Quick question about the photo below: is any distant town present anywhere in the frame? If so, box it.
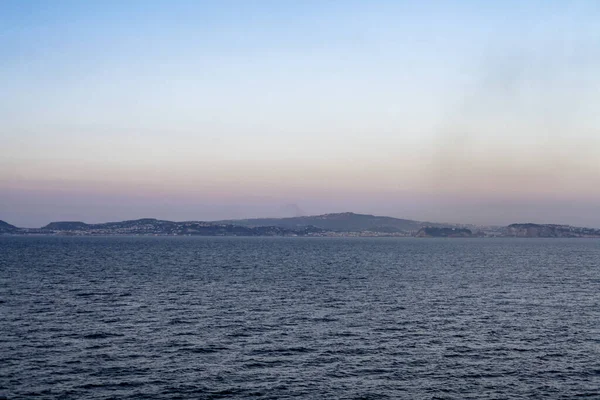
[2,212,600,238]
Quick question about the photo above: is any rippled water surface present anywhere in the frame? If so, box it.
[1,236,600,399]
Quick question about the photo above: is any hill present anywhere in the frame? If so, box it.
[43,221,90,231]
[215,212,430,233]
[0,220,19,234]
[40,218,324,236]
[505,223,600,238]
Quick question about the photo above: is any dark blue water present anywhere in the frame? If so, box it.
[1,237,599,399]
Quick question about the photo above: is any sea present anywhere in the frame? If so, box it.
[1,236,599,399]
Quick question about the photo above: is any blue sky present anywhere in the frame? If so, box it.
[1,1,600,227]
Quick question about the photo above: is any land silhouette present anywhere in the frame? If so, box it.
[2,213,600,238]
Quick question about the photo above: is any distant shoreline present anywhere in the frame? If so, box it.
[3,234,600,240]
[2,213,600,238]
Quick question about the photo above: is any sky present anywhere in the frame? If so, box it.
[1,0,600,227]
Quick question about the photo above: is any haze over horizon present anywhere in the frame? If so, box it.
[2,1,600,228]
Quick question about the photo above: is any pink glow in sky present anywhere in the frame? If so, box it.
[2,1,600,227]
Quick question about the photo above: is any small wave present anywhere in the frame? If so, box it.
[75,292,113,297]
[181,346,228,354]
[168,318,194,325]
[250,346,313,355]
[82,332,125,340]
[311,317,339,322]
[79,381,146,390]
[242,360,285,369]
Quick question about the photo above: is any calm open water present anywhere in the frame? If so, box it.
[1,236,599,399]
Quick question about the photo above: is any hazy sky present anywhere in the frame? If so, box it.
[2,1,600,227]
